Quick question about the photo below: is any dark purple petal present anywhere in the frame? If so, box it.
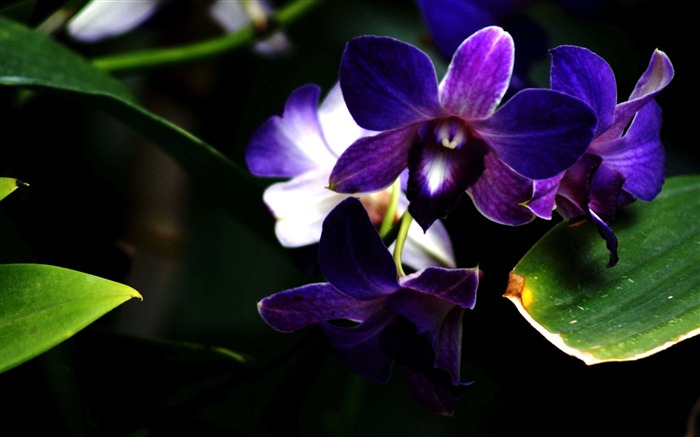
[339,36,444,131]
[555,153,602,220]
[402,365,472,416]
[473,88,596,179]
[599,49,674,142]
[321,307,399,383]
[528,175,563,219]
[329,126,417,194]
[467,152,540,225]
[246,84,333,177]
[550,45,616,136]
[407,135,487,231]
[416,0,495,60]
[433,306,466,382]
[594,102,665,201]
[319,198,401,300]
[439,26,514,118]
[258,283,377,332]
[399,266,478,309]
[589,209,620,268]
[588,162,626,224]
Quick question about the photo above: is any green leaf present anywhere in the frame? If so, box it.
[0,16,275,245]
[0,263,142,373]
[505,175,700,364]
[0,177,28,201]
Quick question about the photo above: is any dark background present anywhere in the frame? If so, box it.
[1,0,698,435]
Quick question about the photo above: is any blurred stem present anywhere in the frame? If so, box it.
[379,178,401,238]
[393,211,413,277]
[92,0,324,75]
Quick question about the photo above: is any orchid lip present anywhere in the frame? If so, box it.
[434,117,468,150]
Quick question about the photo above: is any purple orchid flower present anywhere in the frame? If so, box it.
[466,46,674,267]
[328,26,597,232]
[548,46,674,266]
[258,197,479,415]
[246,82,456,271]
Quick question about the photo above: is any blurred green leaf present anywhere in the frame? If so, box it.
[0,177,28,201]
[0,16,275,245]
[505,175,700,364]
[0,263,142,373]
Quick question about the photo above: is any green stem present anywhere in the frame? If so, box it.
[379,179,401,238]
[393,211,413,277]
[92,0,324,75]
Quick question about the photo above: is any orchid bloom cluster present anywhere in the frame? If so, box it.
[246,25,673,415]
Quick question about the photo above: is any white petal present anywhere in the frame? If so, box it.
[67,0,161,42]
[318,82,376,157]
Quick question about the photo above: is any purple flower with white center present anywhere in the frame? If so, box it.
[258,197,478,415]
[547,46,674,267]
[246,82,456,270]
[329,26,597,231]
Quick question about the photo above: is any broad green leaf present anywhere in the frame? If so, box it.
[0,263,142,373]
[0,16,275,245]
[505,175,700,364]
[0,177,28,201]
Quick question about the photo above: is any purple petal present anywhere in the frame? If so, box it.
[467,152,539,225]
[407,135,487,231]
[599,49,674,142]
[321,307,398,383]
[589,209,620,268]
[329,126,417,194]
[528,175,564,219]
[473,88,596,179]
[258,283,377,332]
[339,36,444,131]
[433,306,466,382]
[555,153,602,220]
[550,45,617,136]
[439,26,514,118]
[594,102,665,201]
[588,163,626,223]
[246,84,336,177]
[416,0,496,60]
[319,198,401,300]
[399,266,479,309]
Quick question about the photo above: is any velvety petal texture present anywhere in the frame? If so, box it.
[319,197,400,300]
[246,84,336,177]
[473,88,596,179]
[257,198,477,415]
[340,36,444,131]
[439,26,514,119]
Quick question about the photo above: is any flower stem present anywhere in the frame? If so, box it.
[379,178,401,238]
[92,0,324,75]
[393,211,413,277]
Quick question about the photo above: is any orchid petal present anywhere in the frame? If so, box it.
[407,137,486,231]
[319,198,400,300]
[402,210,456,269]
[550,45,616,136]
[329,126,417,194]
[527,175,563,219]
[597,102,665,201]
[589,209,620,268]
[600,49,674,142]
[321,308,398,383]
[555,153,602,220]
[399,267,478,309]
[257,283,377,332]
[67,0,160,42]
[440,26,514,118]
[474,88,596,179]
[318,82,376,157]
[263,169,348,247]
[589,163,626,223]
[467,152,540,225]
[339,36,443,131]
[402,363,471,416]
[246,84,335,177]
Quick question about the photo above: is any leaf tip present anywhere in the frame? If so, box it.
[504,272,532,308]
